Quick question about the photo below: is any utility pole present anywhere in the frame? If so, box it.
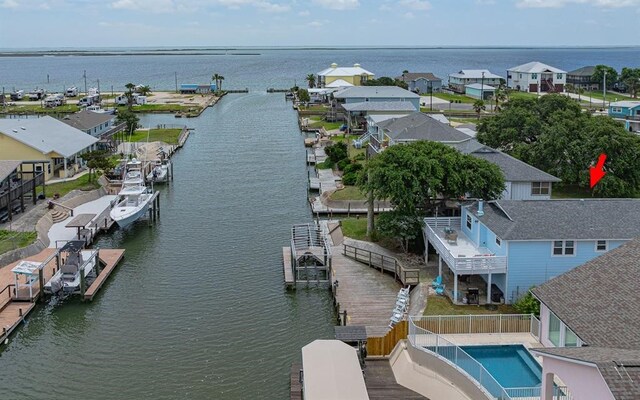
[175,72,178,93]
[97,78,100,94]
[481,71,485,102]
[83,70,87,95]
[603,71,607,109]
[429,80,433,111]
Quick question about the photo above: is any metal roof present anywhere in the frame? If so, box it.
[508,61,566,74]
[0,116,99,158]
[342,101,417,112]
[317,63,374,77]
[325,79,354,88]
[449,69,503,80]
[468,199,640,240]
[609,101,640,108]
[11,260,42,275]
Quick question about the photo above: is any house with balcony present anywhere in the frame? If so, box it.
[608,100,640,133]
[0,116,98,181]
[530,238,640,400]
[507,61,566,93]
[365,113,560,200]
[59,109,116,138]
[424,199,640,306]
[317,63,375,88]
[396,72,442,94]
[566,66,598,91]
[448,70,503,93]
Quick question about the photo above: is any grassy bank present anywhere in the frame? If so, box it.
[432,93,475,104]
[127,128,182,144]
[117,104,196,113]
[340,217,369,240]
[308,117,342,131]
[0,230,38,255]
[330,186,367,201]
[0,103,80,115]
[46,173,101,197]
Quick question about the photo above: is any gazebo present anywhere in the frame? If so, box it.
[11,260,42,300]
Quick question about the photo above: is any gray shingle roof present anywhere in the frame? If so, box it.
[468,199,640,240]
[59,110,114,131]
[378,112,470,142]
[341,101,417,112]
[532,238,640,349]
[334,86,420,99]
[0,160,21,182]
[568,66,596,77]
[468,146,561,182]
[0,116,98,158]
[532,347,640,400]
[397,72,442,82]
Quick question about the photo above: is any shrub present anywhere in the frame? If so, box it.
[325,142,348,163]
[513,289,540,316]
[337,159,350,171]
[343,163,363,175]
[342,172,357,185]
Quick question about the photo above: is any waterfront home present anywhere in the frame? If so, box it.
[0,159,45,222]
[464,83,495,100]
[424,199,640,305]
[179,83,217,94]
[396,72,442,94]
[0,116,98,181]
[342,101,417,133]
[566,66,598,90]
[365,113,560,200]
[317,63,375,88]
[448,70,502,93]
[59,109,116,138]
[608,100,640,133]
[530,238,640,400]
[507,61,566,93]
[334,86,421,109]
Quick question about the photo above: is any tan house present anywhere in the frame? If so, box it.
[0,116,99,181]
[317,63,375,88]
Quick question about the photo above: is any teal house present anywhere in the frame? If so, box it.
[465,83,495,100]
[608,100,640,133]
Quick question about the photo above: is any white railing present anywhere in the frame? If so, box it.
[506,386,572,400]
[414,314,536,335]
[530,315,540,340]
[408,316,512,399]
[424,217,507,274]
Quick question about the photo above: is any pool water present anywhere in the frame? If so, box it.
[460,345,542,388]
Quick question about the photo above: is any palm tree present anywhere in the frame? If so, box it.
[137,85,152,96]
[473,99,486,120]
[306,74,316,88]
[494,84,507,112]
[217,75,224,92]
[212,73,220,91]
[124,82,136,108]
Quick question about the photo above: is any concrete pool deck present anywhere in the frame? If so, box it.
[440,332,543,350]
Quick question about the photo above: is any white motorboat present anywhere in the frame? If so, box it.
[146,159,171,183]
[44,241,99,295]
[110,177,154,228]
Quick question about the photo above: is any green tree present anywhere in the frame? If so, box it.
[306,74,316,88]
[83,150,114,182]
[324,142,348,164]
[217,75,225,91]
[493,83,507,112]
[620,67,640,98]
[358,141,505,237]
[137,85,152,96]
[564,83,575,95]
[297,88,310,104]
[212,73,220,91]
[116,108,140,138]
[591,65,619,90]
[124,82,136,108]
[513,289,540,316]
[376,210,423,253]
[473,99,486,120]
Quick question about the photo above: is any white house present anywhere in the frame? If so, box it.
[507,61,566,93]
[448,70,503,93]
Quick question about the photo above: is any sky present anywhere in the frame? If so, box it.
[1,0,640,48]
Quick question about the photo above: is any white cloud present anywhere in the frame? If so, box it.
[400,0,431,10]
[109,0,289,13]
[1,0,19,7]
[312,0,359,10]
[298,9,310,16]
[309,19,329,27]
[255,1,289,12]
[1,0,55,9]
[516,0,640,8]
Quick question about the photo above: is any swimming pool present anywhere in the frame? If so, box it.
[460,344,542,389]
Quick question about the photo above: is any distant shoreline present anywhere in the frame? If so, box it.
[0,52,262,58]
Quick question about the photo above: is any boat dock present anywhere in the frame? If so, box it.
[0,247,125,343]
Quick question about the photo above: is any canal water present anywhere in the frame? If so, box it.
[0,93,336,399]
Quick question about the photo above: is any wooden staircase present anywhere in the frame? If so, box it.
[50,209,69,223]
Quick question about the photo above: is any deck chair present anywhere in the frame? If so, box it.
[435,284,445,296]
[431,275,443,289]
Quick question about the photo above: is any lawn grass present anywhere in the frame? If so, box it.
[46,173,101,197]
[432,92,475,104]
[309,119,342,131]
[0,230,37,255]
[0,103,80,114]
[340,217,369,240]
[116,104,194,113]
[330,185,367,201]
[507,91,540,101]
[126,128,182,144]
[449,117,480,124]
[582,90,636,102]
[424,295,518,316]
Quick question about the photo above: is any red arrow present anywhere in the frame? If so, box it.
[590,153,607,188]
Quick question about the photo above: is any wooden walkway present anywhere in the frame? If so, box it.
[84,249,126,301]
[282,247,295,288]
[331,245,401,337]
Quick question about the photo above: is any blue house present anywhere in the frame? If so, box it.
[180,83,217,94]
[608,100,640,133]
[423,199,640,305]
[333,86,421,110]
[396,72,442,94]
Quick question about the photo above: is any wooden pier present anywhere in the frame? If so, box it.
[84,249,126,301]
[282,247,295,288]
[331,244,402,337]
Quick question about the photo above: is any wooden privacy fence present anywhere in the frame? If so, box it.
[343,244,419,286]
[367,320,408,356]
[412,314,536,335]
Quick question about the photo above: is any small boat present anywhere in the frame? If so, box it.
[146,159,171,183]
[44,241,98,295]
[110,178,154,228]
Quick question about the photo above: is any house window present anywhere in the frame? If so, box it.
[595,240,607,252]
[553,240,575,256]
[531,182,550,196]
[519,74,522,79]
[531,73,537,79]
[548,313,561,346]
[495,237,501,247]
[466,215,472,230]
[565,328,578,347]
[611,107,622,113]
[557,73,563,79]
[35,165,43,172]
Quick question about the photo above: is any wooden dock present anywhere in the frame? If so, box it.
[282,246,295,288]
[290,363,303,400]
[84,249,126,301]
[331,245,402,337]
